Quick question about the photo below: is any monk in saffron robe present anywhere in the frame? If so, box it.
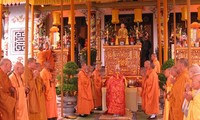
[163,67,178,120]
[77,61,94,116]
[140,67,147,111]
[36,46,46,68]
[151,53,161,73]
[184,65,200,120]
[142,61,160,119]
[44,42,55,69]
[106,64,125,116]
[34,63,47,120]
[40,62,57,120]
[169,58,190,120]
[0,58,16,120]
[22,58,40,120]
[9,62,29,120]
[91,64,102,108]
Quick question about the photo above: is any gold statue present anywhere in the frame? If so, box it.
[116,23,129,45]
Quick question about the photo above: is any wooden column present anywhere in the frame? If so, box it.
[96,12,101,64]
[173,0,176,63]
[0,0,2,58]
[60,0,64,117]
[187,0,191,66]
[25,0,29,85]
[87,1,91,66]
[157,0,162,64]
[163,0,168,62]
[31,5,34,57]
[70,0,75,61]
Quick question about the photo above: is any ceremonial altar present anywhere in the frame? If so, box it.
[104,45,141,77]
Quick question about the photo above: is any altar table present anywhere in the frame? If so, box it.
[103,45,141,77]
[102,87,138,112]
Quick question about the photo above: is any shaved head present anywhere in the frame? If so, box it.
[0,58,11,66]
[0,58,12,74]
[14,62,24,75]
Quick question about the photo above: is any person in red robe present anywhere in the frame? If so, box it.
[9,62,29,120]
[91,64,102,109]
[40,62,57,120]
[106,64,126,116]
[77,61,94,116]
[142,60,160,119]
[0,58,16,120]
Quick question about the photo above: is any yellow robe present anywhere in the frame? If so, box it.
[163,75,173,120]
[9,72,29,120]
[35,76,47,120]
[22,68,40,120]
[153,59,161,73]
[169,69,190,120]
[77,70,94,115]
[37,50,46,68]
[91,69,102,107]
[186,89,200,120]
[0,68,16,120]
[40,68,57,118]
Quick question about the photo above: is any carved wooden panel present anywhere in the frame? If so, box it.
[104,45,141,77]
[176,47,200,65]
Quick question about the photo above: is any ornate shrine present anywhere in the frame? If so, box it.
[104,45,141,77]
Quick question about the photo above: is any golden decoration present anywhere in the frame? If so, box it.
[111,9,119,24]
[134,9,143,23]
[68,12,76,25]
[181,6,187,21]
[52,11,61,26]
[50,26,59,32]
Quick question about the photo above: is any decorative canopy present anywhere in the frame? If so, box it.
[1,0,118,5]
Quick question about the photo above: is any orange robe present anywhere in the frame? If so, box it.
[91,69,102,107]
[77,70,94,115]
[143,69,160,115]
[37,50,46,68]
[106,74,125,115]
[0,68,16,120]
[153,59,161,73]
[141,74,146,111]
[22,68,40,120]
[44,50,55,69]
[35,76,47,120]
[9,72,29,120]
[40,68,57,118]
[169,69,190,120]
[163,75,173,120]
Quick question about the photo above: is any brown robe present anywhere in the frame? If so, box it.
[0,68,16,120]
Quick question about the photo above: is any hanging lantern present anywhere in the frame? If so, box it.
[181,6,187,21]
[111,9,119,24]
[68,12,76,25]
[134,9,143,23]
[198,7,200,21]
[52,12,61,26]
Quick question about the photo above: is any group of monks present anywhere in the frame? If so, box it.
[0,42,57,120]
[162,58,200,120]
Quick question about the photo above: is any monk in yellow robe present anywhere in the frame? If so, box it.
[40,62,57,120]
[77,61,94,116]
[9,62,29,120]
[0,58,16,120]
[91,64,102,109]
[33,63,47,120]
[142,61,160,119]
[151,53,161,73]
[118,23,128,39]
[22,58,40,120]
[44,42,55,69]
[163,67,178,120]
[169,58,190,120]
[184,65,200,120]
[37,46,46,68]
[106,64,126,116]
[140,67,146,111]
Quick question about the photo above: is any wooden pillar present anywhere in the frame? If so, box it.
[60,0,64,117]
[25,0,29,85]
[96,12,101,63]
[70,0,75,61]
[87,1,91,66]
[163,0,168,62]
[0,0,2,58]
[31,5,34,57]
[173,0,176,63]
[157,0,162,64]
[187,0,191,66]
